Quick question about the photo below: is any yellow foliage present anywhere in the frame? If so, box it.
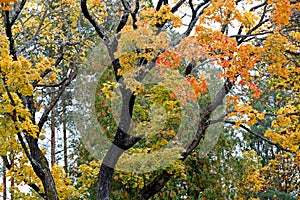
[140,4,182,28]
[51,164,80,199]
[260,152,300,194]
[237,151,265,194]
[0,33,39,140]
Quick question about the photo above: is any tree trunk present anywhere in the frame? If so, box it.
[63,116,68,174]
[97,164,115,200]
[25,136,59,200]
[51,114,56,167]
[62,97,68,174]
[10,158,14,200]
[51,94,56,167]
[97,88,137,200]
[2,159,6,200]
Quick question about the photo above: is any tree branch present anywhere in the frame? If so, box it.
[139,79,234,199]
[238,1,269,44]
[230,30,273,38]
[37,50,80,131]
[116,0,130,33]
[3,10,17,60]
[131,0,140,29]
[16,133,46,199]
[35,77,68,88]
[10,0,27,25]
[183,0,211,37]
[224,120,292,153]
[80,0,109,43]
[156,0,168,11]
[171,0,186,13]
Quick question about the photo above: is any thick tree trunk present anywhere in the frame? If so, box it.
[97,164,114,200]
[26,136,59,200]
[97,88,138,200]
[40,172,59,200]
[97,148,120,200]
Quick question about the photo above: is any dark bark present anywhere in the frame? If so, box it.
[97,165,114,200]
[63,102,68,173]
[10,155,14,200]
[2,5,59,199]
[97,145,124,200]
[51,102,56,167]
[80,1,227,199]
[25,136,59,200]
[138,170,173,200]
[138,80,234,199]
[97,85,139,199]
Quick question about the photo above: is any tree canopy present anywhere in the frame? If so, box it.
[0,0,299,199]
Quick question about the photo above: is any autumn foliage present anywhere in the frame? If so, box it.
[0,0,299,199]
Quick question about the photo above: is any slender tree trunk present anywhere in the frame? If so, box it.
[63,120,68,173]
[3,4,59,199]
[2,159,6,200]
[51,114,56,167]
[10,177,14,200]
[62,97,68,173]
[10,158,14,200]
[51,94,56,167]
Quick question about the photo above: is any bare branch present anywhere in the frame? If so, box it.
[156,0,168,11]
[230,30,273,38]
[37,50,81,131]
[224,120,292,152]
[35,77,68,88]
[238,2,270,44]
[18,7,48,53]
[250,0,267,12]
[3,10,17,60]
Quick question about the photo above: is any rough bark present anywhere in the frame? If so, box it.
[97,85,138,199]
[3,5,60,199]
[25,136,59,200]
[80,1,217,199]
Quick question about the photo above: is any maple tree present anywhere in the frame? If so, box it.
[0,0,299,199]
